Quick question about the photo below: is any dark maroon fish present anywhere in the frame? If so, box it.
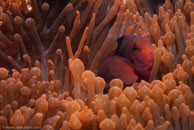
[98,35,154,85]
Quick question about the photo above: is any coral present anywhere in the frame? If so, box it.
[0,0,194,130]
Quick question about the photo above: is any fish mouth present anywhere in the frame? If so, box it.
[128,55,151,67]
[127,55,153,75]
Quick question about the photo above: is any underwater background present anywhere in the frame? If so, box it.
[0,0,194,130]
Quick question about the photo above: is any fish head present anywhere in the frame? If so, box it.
[116,35,154,80]
[129,36,154,67]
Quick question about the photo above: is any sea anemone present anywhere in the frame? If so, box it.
[0,0,194,130]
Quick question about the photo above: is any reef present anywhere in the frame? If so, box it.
[0,0,194,130]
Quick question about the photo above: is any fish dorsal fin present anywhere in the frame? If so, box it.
[116,36,125,53]
[116,35,132,57]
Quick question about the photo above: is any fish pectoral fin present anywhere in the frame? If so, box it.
[108,56,138,84]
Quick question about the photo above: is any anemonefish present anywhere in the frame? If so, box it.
[98,35,154,85]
